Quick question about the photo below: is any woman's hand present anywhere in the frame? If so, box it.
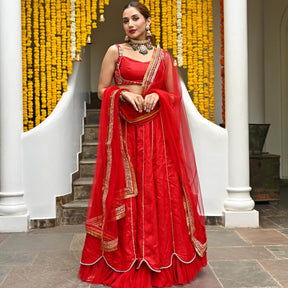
[143,93,159,113]
[121,91,144,112]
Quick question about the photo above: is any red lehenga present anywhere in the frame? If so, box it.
[78,46,207,288]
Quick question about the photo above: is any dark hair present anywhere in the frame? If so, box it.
[123,1,151,19]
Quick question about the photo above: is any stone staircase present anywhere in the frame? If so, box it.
[53,93,223,227]
[59,93,100,225]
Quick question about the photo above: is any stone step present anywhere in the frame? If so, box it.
[73,177,93,200]
[80,159,96,177]
[85,109,101,125]
[82,141,98,159]
[62,200,88,225]
[84,124,99,141]
[87,92,101,109]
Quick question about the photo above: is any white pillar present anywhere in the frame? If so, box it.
[0,0,29,231]
[223,0,259,227]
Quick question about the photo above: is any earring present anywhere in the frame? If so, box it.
[146,25,152,38]
[125,35,129,42]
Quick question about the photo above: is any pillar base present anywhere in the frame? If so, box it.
[223,209,259,228]
[0,213,29,232]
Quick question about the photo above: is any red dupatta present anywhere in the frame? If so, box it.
[85,47,207,257]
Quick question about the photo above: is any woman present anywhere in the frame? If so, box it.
[79,2,207,287]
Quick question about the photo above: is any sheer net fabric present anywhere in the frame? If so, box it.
[79,47,207,288]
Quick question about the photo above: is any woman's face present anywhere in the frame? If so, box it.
[122,7,151,40]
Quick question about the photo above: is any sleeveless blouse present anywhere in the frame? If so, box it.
[79,47,207,288]
[114,44,150,86]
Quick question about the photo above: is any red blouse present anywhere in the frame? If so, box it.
[114,44,150,86]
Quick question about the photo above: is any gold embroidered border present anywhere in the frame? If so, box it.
[86,227,102,239]
[142,48,163,95]
[119,115,138,199]
[141,47,157,94]
[102,237,119,252]
[160,114,176,251]
[192,237,207,257]
[100,89,118,250]
[182,183,207,258]
[119,107,160,124]
[114,204,126,221]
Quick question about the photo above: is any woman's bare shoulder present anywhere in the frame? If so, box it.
[107,44,118,54]
[105,44,119,61]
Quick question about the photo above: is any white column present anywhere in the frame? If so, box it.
[0,0,29,231]
[223,0,259,227]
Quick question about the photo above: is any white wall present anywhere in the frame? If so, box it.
[22,47,91,219]
[182,81,228,216]
[263,0,288,178]
[248,0,265,123]
[212,0,223,125]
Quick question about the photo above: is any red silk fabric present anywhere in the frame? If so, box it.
[114,44,150,86]
[79,48,207,287]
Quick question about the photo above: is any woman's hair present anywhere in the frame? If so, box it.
[123,1,151,19]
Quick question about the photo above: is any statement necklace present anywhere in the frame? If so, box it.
[129,39,153,55]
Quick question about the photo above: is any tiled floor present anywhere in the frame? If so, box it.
[0,187,288,288]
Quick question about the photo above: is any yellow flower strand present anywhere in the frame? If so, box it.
[181,0,187,68]
[56,0,62,102]
[208,0,215,122]
[167,0,172,49]
[172,1,177,58]
[197,0,204,116]
[149,0,155,42]
[75,0,81,53]
[26,0,34,129]
[40,0,47,122]
[203,0,209,118]
[33,0,41,126]
[22,0,215,129]
[187,0,194,91]
[142,0,149,11]
[161,0,168,50]
[21,0,28,131]
[91,0,98,29]
[61,0,68,93]
[81,0,87,46]
[99,0,104,15]
[66,0,73,75]
[86,0,92,36]
[46,0,53,116]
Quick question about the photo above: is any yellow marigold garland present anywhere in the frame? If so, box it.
[40,0,47,122]
[172,0,177,58]
[139,0,215,122]
[21,0,28,130]
[181,0,187,68]
[91,0,98,29]
[22,0,215,130]
[167,0,172,49]
[161,0,168,50]
[22,0,110,130]
[46,0,53,116]
[208,0,215,121]
[80,0,87,46]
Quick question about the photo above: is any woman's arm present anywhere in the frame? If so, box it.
[97,45,118,100]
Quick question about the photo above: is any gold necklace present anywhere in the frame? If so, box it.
[129,39,153,55]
